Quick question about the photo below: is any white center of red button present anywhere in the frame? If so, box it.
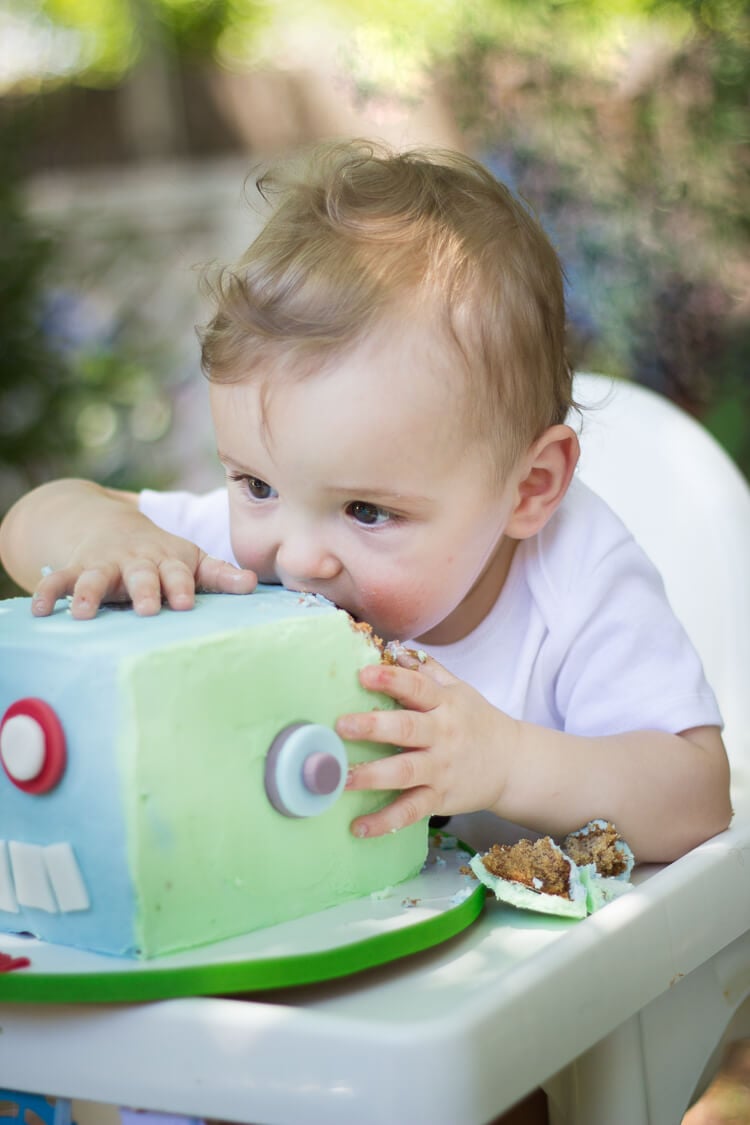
[0,714,46,782]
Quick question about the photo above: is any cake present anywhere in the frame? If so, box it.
[0,588,428,958]
[468,819,634,918]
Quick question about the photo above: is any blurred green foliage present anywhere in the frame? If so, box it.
[0,121,80,499]
[6,0,266,84]
[338,0,750,474]
[0,0,747,601]
[0,116,179,596]
[64,0,740,469]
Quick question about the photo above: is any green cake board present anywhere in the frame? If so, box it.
[0,834,484,1002]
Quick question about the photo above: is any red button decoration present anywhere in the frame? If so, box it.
[0,951,31,972]
[0,698,67,794]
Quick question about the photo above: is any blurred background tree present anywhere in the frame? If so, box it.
[0,0,747,599]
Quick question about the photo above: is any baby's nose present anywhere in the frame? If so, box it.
[275,531,341,584]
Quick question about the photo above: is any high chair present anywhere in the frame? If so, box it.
[1,373,749,1125]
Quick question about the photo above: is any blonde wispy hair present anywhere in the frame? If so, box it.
[199,139,573,472]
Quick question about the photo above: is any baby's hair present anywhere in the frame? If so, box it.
[199,139,573,472]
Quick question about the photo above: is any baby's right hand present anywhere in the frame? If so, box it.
[30,511,257,619]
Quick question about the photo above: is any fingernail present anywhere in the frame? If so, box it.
[354,822,369,838]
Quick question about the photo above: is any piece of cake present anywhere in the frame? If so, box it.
[561,817,634,913]
[0,588,428,958]
[468,837,588,919]
[468,820,633,919]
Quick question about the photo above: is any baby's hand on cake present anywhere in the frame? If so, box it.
[32,519,257,619]
[337,656,517,837]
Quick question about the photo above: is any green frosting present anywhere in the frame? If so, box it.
[119,609,428,957]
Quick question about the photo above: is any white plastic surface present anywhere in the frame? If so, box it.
[572,374,750,811]
[2,374,750,1124]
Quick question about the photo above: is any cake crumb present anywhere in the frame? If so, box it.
[561,820,630,877]
[349,617,386,652]
[479,838,574,899]
[384,640,428,668]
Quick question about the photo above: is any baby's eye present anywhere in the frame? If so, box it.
[346,501,391,526]
[231,474,277,501]
[246,476,276,500]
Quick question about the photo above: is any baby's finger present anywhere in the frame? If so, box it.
[336,705,432,749]
[350,786,434,839]
[408,652,457,688]
[196,555,258,595]
[121,561,165,617]
[157,558,197,612]
[69,564,123,619]
[370,650,457,692]
[346,748,428,794]
[357,663,441,712]
[31,569,78,616]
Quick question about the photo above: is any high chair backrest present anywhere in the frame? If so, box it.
[571,372,750,812]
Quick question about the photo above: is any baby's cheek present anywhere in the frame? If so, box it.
[360,581,435,640]
[230,531,274,580]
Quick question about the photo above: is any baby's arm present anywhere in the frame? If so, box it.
[0,479,256,618]
[339,656,732,864]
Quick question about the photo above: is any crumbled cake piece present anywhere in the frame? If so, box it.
[467,819,635,919]
[480,838,575,900]
[348,617,386,654]
[383,641,428,666]
[561,819,633,879]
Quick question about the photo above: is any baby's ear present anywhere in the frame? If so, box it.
[506,424,579,539]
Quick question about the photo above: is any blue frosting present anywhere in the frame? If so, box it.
[0,588,339,956]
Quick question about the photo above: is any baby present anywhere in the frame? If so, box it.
[0,137,731,1125]
[0,139,730,860]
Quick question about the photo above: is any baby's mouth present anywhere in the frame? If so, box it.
[283,583,349,616]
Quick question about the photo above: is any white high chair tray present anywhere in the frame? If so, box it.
[0,835,484,1003]
[3,822,750,1125]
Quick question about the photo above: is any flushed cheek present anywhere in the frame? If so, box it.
[354,580,445,642]
[229,527,276,580]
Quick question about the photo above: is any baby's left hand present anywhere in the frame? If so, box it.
[336,654,516,838]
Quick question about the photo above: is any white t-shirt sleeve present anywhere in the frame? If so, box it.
[537,483,723,737]
[138,488,238,567]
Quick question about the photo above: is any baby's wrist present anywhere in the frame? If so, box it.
[478,704,519,814]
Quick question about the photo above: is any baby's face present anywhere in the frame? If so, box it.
[211,327,521,644]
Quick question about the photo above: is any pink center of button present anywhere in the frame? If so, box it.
[302,751,343,795]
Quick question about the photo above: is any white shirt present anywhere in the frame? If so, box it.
[140,478,722,737]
